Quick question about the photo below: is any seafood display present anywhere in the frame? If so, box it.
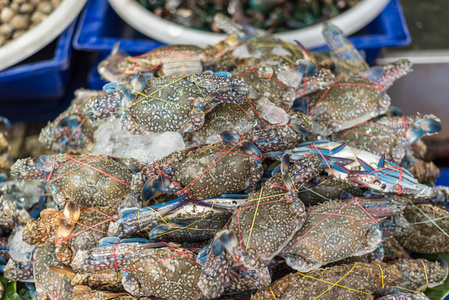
[2,20,449,300]
[136,0,360,32]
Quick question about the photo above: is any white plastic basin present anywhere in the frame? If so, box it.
[108,0,390,48]
[0,0,87,71]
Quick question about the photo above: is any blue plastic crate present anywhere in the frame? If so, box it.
[0,20,77,105]
[75,0,410,90]
[435,168,449,186]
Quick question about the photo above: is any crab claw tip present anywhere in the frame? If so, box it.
[220,131,241,146]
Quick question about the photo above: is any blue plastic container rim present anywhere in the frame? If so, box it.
[74,0,410,53]
[0,19,76,82]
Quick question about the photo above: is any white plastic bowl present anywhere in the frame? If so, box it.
[0,0,87,71]
[108,0,390,48]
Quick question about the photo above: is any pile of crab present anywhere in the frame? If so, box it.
[1,15,449,300]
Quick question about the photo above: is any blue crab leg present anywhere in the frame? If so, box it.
[355,157,418,186]
[149,221,189,240]
[213,230,238,256]
[406,118,442,144]
[33,155,58,172]
[71,239,166,273]
[358,67,384,83]
[288,123,310,136]
[130,73,147,94]
[213,71,232,78]
[103,82,124,94]
[281,154,295,190]
[58,115,82,137]
[110,196,247,238]
[322,22,368,73]
[294,60,319,77]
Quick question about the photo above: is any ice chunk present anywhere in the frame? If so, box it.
[257,97,289,125]
[232,45,254,58]
[8,226,35,262]
[271,45,292,56]
[90,118,185,163]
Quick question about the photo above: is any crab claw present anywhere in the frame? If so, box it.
[56,215,76,241]
[103,82,124,94]
[239,141,262,159]
[33,155,58,172]
[294,40,312,61]
[149,221,188,240]
[121,87,137,111]
[221,131,241,145]
[281,154,295,189]
[63,200,80,223]
[294,60,319,77]
[213,230,238,256]
[130,72,147,94]
[288,123,310,136]
[142,175,179,201]
[405,118,442,144]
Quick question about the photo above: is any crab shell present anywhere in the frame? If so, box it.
[98,44,219,83]
[280,200,382,272]
[133,140,264,201]
[198,155,322,299]
[252,262,402,300]
[11,154,141,207]
[375,258,449,297]
[120,74,249,135]
[39,90,100,153]
[121,246,203,299]
[398,204,449,253]
[308,76,390,136]
[231,64,334,109]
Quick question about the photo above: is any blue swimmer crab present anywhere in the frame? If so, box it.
[108,195,246,242]
[132,135,263,201]
[288,141,445,199]
[84,72,249,135]
[11,154,142,207]
[295,24,411,136]
[70,239,204,299]
[375,258,448,297]
[231,59,335,109]
[252,262,402,300]
[69,239,254,299]
[184,97,312,147]
[333,113,441,166]
[297,68,391,136]
[198,155,322,298]
[98,44,222,83]
[377,293,430,300]
[397,204,449,254]
[39,89,101,153]
[23,201,117,265]
[279,197,405,272]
